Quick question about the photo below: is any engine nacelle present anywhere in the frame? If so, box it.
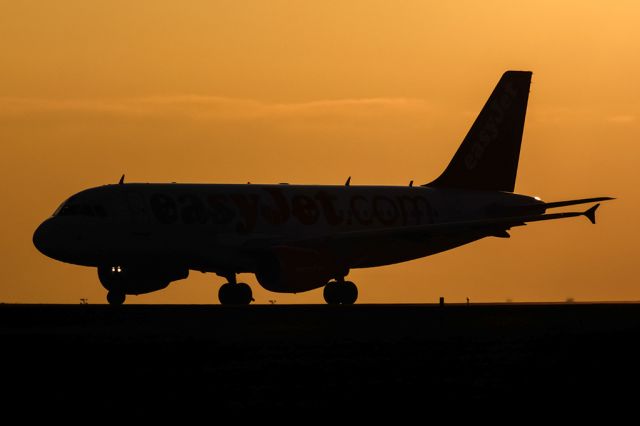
[255,246,337,293]
[98,264,189,295]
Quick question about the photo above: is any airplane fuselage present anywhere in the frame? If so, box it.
[34,183,541,281]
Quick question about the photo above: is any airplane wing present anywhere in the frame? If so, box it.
[304,203,606,245]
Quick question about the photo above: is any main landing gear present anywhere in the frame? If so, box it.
[323,280,358,305]
[218,274,254,305]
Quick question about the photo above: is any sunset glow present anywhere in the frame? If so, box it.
[1,1,637,304]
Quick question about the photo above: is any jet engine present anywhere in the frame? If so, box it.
[255,246,336,293]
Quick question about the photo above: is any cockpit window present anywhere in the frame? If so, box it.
[53,200,108,218]
[52,200,68,217]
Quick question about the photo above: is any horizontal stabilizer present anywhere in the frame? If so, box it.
[584,204,600,225]
[540,197,614,210]
[501,196,614,216]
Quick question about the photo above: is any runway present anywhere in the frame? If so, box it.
[2,303,639,414]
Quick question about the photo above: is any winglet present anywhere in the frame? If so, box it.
[345,176,351,186]
[118,174,125,185]
[584,204,600,224]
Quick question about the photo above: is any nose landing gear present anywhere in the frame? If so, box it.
[107,290,126,306]
[101,265,126,305]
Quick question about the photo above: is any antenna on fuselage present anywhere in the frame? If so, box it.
[345,176,351,186]
[118,174,125,184]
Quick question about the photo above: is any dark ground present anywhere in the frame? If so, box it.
[2,303,640,415]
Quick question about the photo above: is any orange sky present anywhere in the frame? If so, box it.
[1,1,638,304]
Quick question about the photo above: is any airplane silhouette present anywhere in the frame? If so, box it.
[33,71,612,305]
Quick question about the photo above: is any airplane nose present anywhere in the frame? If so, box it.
[33,217,93,264]
[33,219,55,257]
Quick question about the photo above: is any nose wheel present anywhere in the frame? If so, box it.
[107,290,126,305]
[323,281,358,305]
[218,282,253,305]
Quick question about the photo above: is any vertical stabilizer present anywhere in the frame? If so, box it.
[427,71,532,192]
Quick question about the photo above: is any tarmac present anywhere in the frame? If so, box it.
[2,303,639,415]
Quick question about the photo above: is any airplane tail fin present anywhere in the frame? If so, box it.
[426,70,532,192]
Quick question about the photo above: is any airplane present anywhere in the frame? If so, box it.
[33,70,613,305]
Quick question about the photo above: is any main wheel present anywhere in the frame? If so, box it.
[218,283,253,305]
[340,281,358,305]
[236,282,253,305]
[323,281,358,304]
[323,281,341,305]
[107,290,126,305]
[218,283,234,305]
